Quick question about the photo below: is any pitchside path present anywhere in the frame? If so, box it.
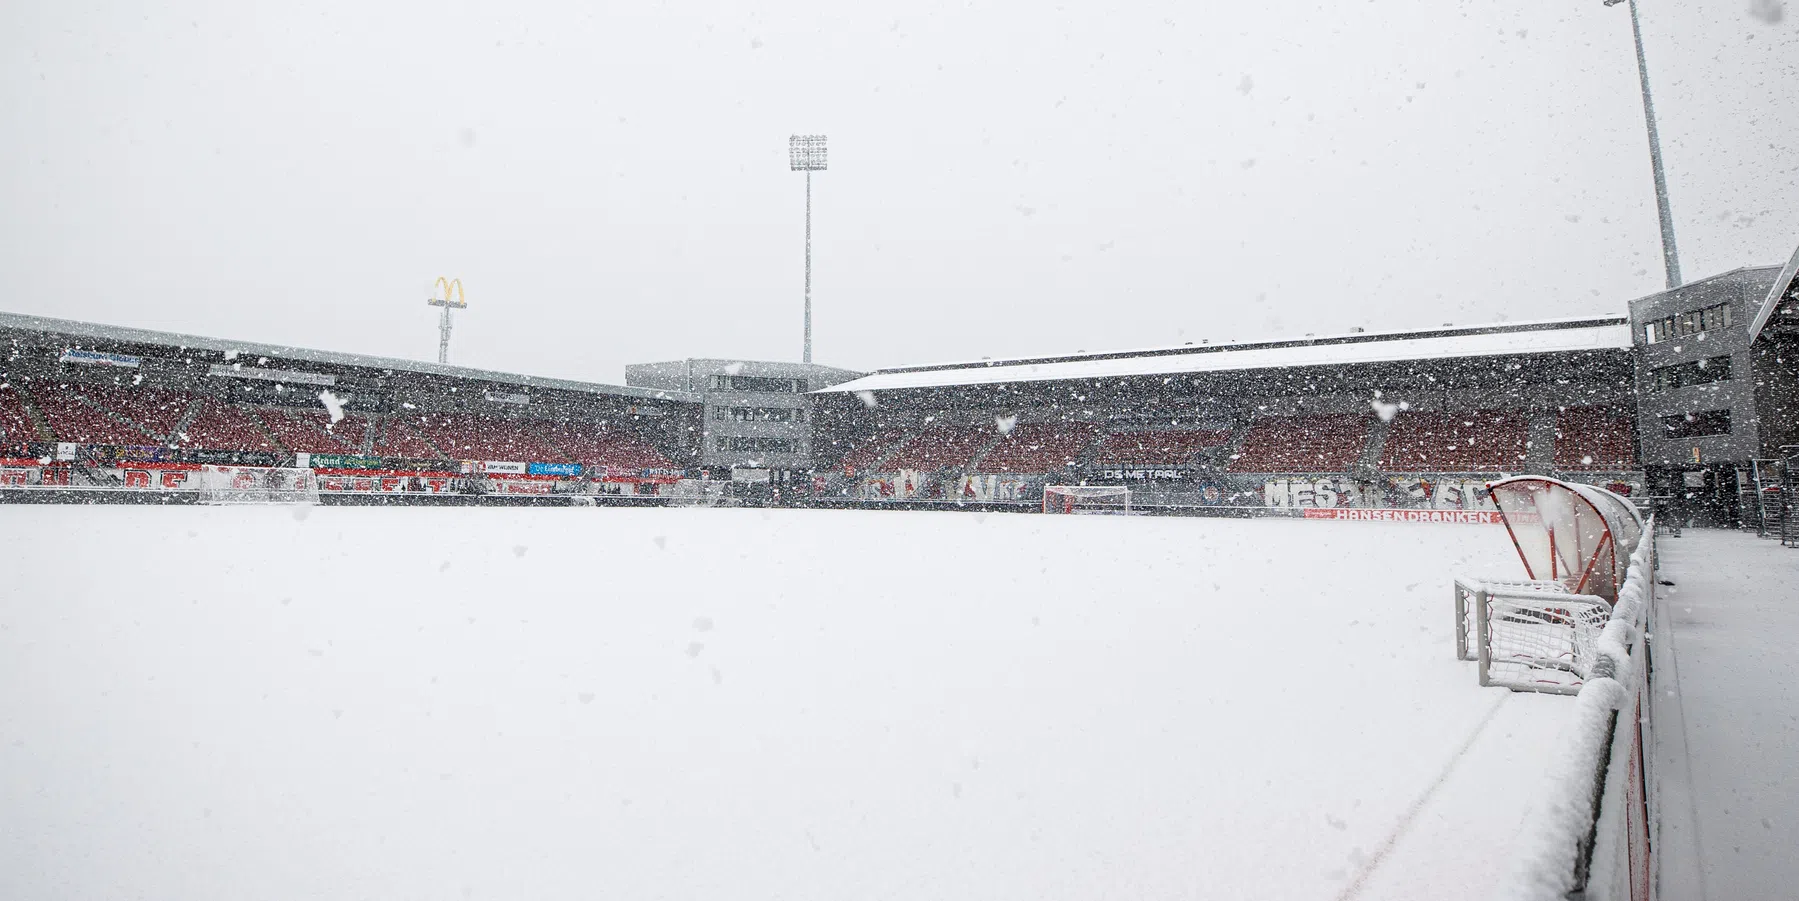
[1652,529,1799,900]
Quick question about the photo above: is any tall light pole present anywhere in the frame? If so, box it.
[427,276,467,364]
[790,134,827,363]
[1606,0,1682,289]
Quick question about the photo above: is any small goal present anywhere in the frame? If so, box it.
[1474,587,1612,694]
[198,465,321,505]
[1042,485,1131,514]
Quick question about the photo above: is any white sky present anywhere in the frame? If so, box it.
[2,1,1795,384]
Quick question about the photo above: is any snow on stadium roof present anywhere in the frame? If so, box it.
[1747,241,1799,342]
[819,316,1632,394]
[0,310,699,404]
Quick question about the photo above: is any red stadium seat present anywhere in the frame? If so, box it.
[1094,429,1230,466]
[883,423,995,471]
[1379,410,1530,472]
[975,423,1098,473]
[178,400,280,452]
[1230,415,1372,472]
[257,407,366,454]
[1554,407,1639,470]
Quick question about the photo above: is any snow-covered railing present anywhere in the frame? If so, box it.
[1500,522,1656,901]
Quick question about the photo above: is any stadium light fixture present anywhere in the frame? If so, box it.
[427,276,467,364]
[790,134,827,363]
[1604,0,1682,289]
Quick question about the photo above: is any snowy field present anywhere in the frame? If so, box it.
[0,505,1576,900]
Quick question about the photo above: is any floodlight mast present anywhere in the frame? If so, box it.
[427,277,467,364]
[1604,0,1681,289]
[789,135,827,363]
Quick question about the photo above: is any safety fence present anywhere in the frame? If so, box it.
[1501,522,1656,901]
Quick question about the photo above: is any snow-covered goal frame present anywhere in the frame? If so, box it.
[1042,485,1130,514]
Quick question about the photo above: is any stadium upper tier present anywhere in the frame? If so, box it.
[0,311,696,471]
[819,317,1632,394]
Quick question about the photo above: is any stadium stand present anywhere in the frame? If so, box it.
[1095,428,1231,465]
[883,423,994,471]
[546,424,676,471]
[370,418,446,460]
[1230,414,1372,472]
[256,407,365,455]
[414,413,567,463]
[1380,410,1531,472]
[1555,407,1640,470]
[79,385,193,441]
[35,389,161,446]
[1,384,40,448]
[178,400,280,452]
[975,423,1098,473]
[835,428,908,473]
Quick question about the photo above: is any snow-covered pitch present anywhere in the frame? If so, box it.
[0,506,1577,900]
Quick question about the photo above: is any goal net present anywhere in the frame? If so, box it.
[1453,577,1569,661]
[1042,485,1131,514]
[197,465,321,505]
[1476,587,1611,694]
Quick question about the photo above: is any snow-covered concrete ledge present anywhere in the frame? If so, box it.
[1500,526,1657,901]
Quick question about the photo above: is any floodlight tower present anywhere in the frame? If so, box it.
[427,276,467,364]
[1604,0,1682,289]
[789,134,827,363]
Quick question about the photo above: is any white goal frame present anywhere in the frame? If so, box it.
[197,465,321,505]
[1473,586,1611,695]
[1042,485,1131,514]
[1453,577,1570,661]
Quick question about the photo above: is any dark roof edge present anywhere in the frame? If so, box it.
[872,315,1629,378]
[1747,243,1799,341]
[0,310,701,404]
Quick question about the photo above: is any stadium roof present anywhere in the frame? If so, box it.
[819,316,1633,394]
[1747,241,1799,341]
[0,310,699,404]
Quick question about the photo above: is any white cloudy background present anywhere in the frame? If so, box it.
[1,1,1795,380]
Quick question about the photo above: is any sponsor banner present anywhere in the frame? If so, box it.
[861,469,932,500]
[60,349,140,368]
[57,442,78,462]
[484,391,529,405]
[1264,476,1507,511]
[1381,476,1498,512]
[308,453,386,470]
[207,363,335,386]
[1263,476,1367,509]
[1304,508,1506,525]
[479,460,527,475]
[1096,467,1189,481]
[113,465,201,491]
[957,473,1034,502]
[307,453,459,473]
[490,477,556,495]
[316,471,459,493]
[0,466,40,486]
[528,462,582,477]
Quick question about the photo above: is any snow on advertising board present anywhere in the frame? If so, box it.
[316,471,459,493]
[1263,476,1499,512]
[956,473,1033,502]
